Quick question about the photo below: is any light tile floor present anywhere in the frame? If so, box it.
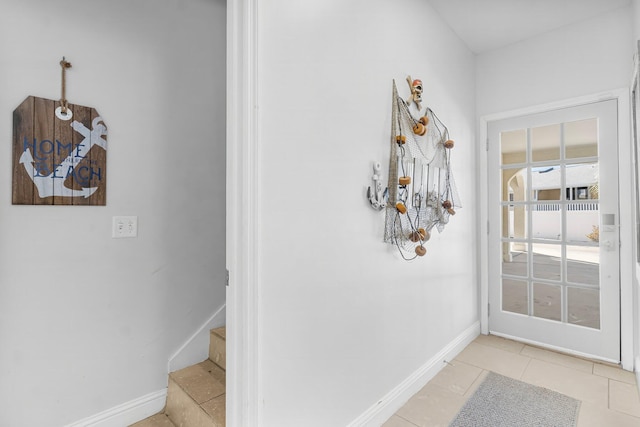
[383,335,640,427]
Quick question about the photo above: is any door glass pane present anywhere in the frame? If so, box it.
[532,124,560,162]
[532,243,561,281]
[510,205,528,240]
[503,207,530,240]
[567,287,600,329]
[502,278,528,315]
[501,129,526,165]
[532,203,561,240]
[533,282,561,321]
[566,245,599,286]
[565,118,598,159]
[566,162,598,198]
[502,206,511,239]
[531,166,561,201]
[502,243,528,277]
[503,168,527,202]
[566,162,599,243]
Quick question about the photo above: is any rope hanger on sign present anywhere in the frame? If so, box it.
[59,57,72,113]
[57,57,73,120]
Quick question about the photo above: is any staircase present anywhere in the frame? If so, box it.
[131,327,226,427]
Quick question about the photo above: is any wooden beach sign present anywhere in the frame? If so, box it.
[12,96,107,205]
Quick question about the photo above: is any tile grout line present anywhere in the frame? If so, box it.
[463,367,485,396]
[517,343,609,378]
[462,369,489,399]
[395,413,420,427]
[199,392,226,406]
[518,355,533,381]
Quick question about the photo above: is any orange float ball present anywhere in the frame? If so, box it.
[413,122,426,136]
[442,200,452,209]
[399,176,411,186]
[419,116,429,126]
[396,202,407,214]
[415,245,427,256]
[418,228,430,241]
[444,139,455,149]
[396,135,406,145]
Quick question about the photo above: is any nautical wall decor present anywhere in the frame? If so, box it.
[367,161,388,211]
[12,58,107,205]
[372,76,461,260]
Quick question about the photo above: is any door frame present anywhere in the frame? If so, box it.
[487,100,620,362]
[227,0,261,426]
[479,89,634,370]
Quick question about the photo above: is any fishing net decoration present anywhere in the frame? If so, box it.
[383,80,461,260]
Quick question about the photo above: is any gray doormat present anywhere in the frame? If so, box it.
[449,372,580,427]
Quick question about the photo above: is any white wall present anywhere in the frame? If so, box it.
[477,6,633,117]
[634,0,640,45]
[0,1,226,426]
[256,1,477,425]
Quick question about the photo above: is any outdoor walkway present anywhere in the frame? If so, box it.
[502,249,599,329]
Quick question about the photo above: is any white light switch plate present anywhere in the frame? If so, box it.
[112,216,138,238]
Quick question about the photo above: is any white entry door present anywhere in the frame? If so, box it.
[487,99,620,362]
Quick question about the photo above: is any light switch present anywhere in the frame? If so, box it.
[112,216,138,238]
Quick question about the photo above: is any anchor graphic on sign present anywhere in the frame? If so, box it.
[19,116,107,199]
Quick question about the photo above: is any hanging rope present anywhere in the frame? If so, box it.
[59,57,72,113]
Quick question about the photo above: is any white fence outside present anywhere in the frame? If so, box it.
[508,203,599,243]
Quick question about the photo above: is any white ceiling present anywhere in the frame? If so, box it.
[427,0,631,54]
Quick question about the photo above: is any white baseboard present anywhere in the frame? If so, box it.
[347,321,480,427]
[64,389,167,427]
[169,303,226,372]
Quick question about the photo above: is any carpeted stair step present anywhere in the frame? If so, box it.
[209,327,226,370]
